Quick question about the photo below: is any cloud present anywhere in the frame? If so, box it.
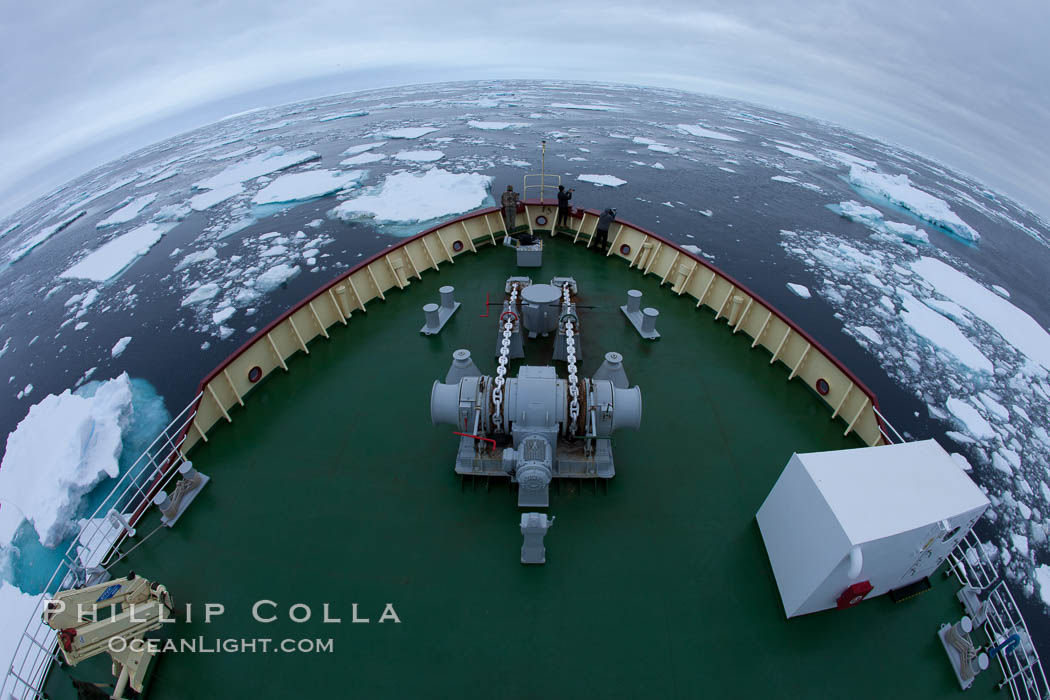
[1,0,1047,218]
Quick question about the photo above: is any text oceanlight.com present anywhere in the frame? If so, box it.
[108,637,335,654]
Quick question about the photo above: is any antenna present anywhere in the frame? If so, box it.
[541,140,547,203]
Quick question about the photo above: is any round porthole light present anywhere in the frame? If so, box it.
[248,366,263,383]
[536,215,548,226]
[816,378,830,395]
[620,244,631,256]
[452,240,464,252]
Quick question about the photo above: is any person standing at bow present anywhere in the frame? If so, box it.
[556,185,574,231]
[501,185,520,234]
[591,207,616,253]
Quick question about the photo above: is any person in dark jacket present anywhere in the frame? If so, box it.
[556,185,574,230]
[501,185,520,233]
[592,207,616,253]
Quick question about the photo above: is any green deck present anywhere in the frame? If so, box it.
[47,235,993,698]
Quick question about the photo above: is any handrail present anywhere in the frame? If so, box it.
[947,532,1049,698]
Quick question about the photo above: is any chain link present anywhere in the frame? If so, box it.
[563,283,580,433]
[493,283,519,431]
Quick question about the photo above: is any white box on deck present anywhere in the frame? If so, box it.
[757,439,988,618]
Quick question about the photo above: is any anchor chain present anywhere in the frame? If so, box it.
[563,283,580,433]
[493,283,520,432]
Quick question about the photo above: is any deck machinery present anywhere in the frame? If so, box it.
[431,276,642,558]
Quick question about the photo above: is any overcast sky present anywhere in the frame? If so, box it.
[1,1,1047,220]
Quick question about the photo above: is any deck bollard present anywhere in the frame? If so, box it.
[593,351,629,388]
[621,291,660,339]
[439,286,456,310]
[423,303,441,332]
[445,349,481,383]
[626,289,642,314]
[641,308,659,335]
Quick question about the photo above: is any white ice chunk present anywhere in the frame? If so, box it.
[466,121,527,130]
[786,283,811,298]
[9,210,86,262]
[181,283,220,306]
[676,124,740,141]
[849,166,979,241]
[550,103,619,111]
[0,374,133,547]
[95,193,158,229]
[945,397,996,439]
[775,145,821,162]
[382,127,439,139]
[392,150,444,163]
[254,264,301,292]
[212,307,235,324]
[340,153,386,166]
[60,223,173,282]
[330,169,491,224]
[189,183,244,211]
[110,337,132,357]
[855,326,883,345]
[318,110,367,122]
[911,257,1050,370]
[899,291,992,373]
[1037,565,1050,608]
[174,247,217,271]
[578,174,627,187]
[194,147,319,191]
[341,142,386,156]
[252,170,364,205]
[771,175,796,183]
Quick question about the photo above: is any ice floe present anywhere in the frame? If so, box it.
[254,264,301,292]
[848,165,980,242]
[8,210,86,262]
[329,168,491,226]
[110,336,132,357]
[181,283,221,306]
[578,174,627,187]
[189,183,244,211]
[676,124,740,141]
[392,150,444,163]
[60,222,173,282]
[341,142,386,156]
[252,170,364,206]
[467,121,527,130]
[382,127,439,139]
[786,283,811,298]
[341,153,386,166]
[550,103,618,111]
[96,193,158,229]
[910,257,1050,369]
[174,247,217,271]
[194,147,319,191]
[831,200,929,245]
[0,374,132,548]
[318,110,368,122]
[899,290,993,373]
[775,145,821,162]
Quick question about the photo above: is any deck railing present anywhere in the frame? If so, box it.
[947,531,1050,698]
[4,204,1041,698]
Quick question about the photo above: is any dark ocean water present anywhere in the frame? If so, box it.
[1,80,1049,652]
